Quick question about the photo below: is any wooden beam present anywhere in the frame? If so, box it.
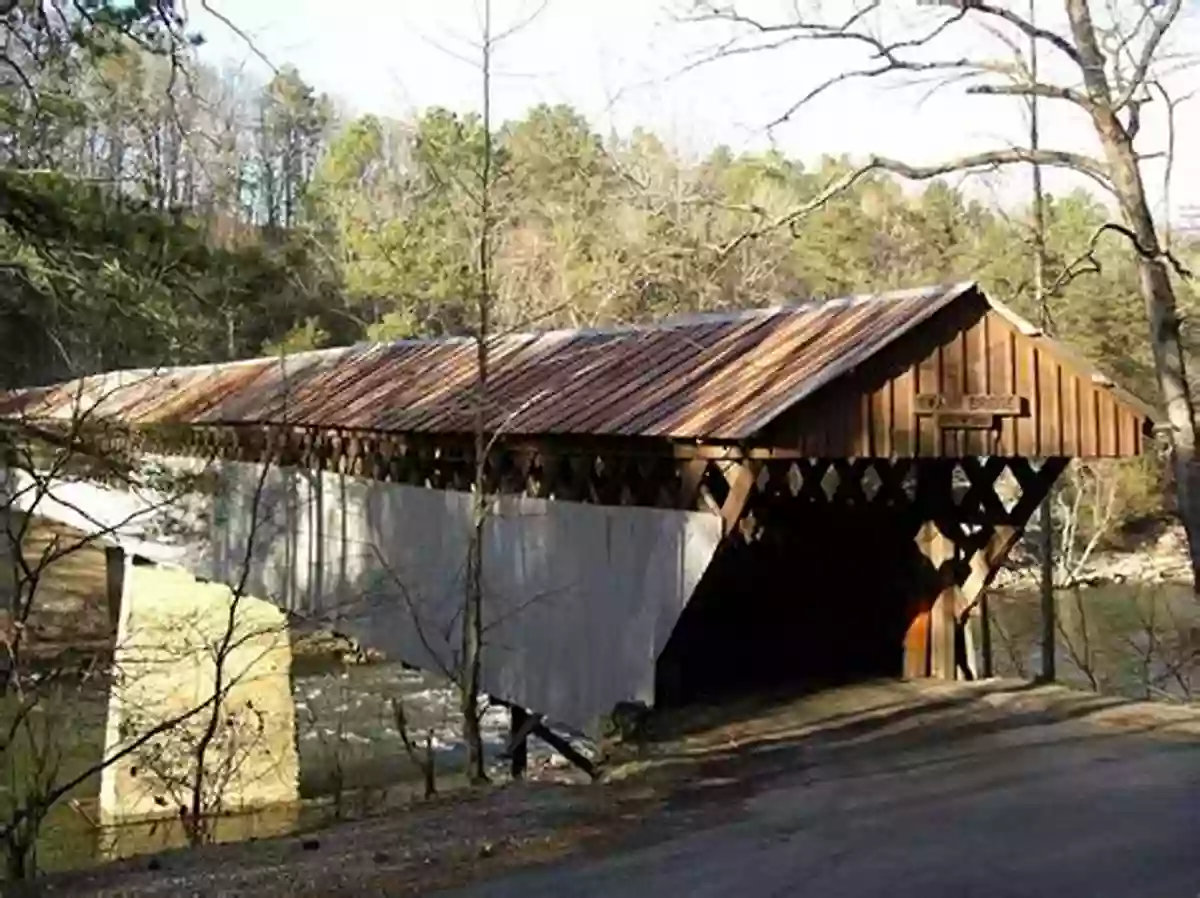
[794,458,833,504]
[531,722,597,780]
[716,461,760,535]
[960,524,1020,607]
[979,590,993,678]
[872,459,914,508]
[1006,456,1068,524]
[957,611,977,682]
[956,456,1011,522]
[122,418,1081,526]
[830,458,871,505]
[697,484,723,517]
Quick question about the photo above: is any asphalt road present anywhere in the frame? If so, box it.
[433,713,1200,898]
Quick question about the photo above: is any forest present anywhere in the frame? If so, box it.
[4,3,1196,414]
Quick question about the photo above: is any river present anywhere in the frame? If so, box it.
[986,580,1199,699]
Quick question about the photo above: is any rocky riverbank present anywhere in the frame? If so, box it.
[992,525,1193,591]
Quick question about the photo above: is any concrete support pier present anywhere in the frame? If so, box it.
[99,551,300,827]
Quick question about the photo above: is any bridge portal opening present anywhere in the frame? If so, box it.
[654,499,916,707]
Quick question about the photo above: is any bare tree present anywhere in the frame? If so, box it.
[0,370,344,874]
[1054,580,1200,700]
[460,0,498,787]
[1053,460,1123,587]
[684,1,1200,587]
[1024,0,1056,682]
[388,694,439,801]
[413,0,549,786]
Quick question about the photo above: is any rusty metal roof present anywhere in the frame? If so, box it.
[0,282,1154,443]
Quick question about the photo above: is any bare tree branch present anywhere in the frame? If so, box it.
[197,0,276,75]
[1149,77,1197,252]
[719,146,1111,256]
[1064,0,1118,102]
[1047,220,1195,301]
[1112,0,1185,111]
[966,80,1096,108]
[945,1,1086,69]
[686,2,987,127]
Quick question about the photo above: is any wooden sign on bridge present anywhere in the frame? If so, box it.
[915,393,1024,429]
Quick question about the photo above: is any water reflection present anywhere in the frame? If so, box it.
[987,581,1199,700]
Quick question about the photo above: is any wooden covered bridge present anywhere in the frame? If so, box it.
[1,281,1156,727]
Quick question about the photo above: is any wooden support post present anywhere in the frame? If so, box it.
[905,462,953,679]
[104,545,125,630]
[979,590,993,679]
[956,606,978,682]
[1039,497,1056,682]
[678,459,708,511]
[914,520,959,680]
[905,545,933,679]
[909,457,1070,682]
[507,706,536,779]
[989,457,1066,689]
[493,697,594,780]
[955,523,1018,681]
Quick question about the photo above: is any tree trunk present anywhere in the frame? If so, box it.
[1134,248,1200,590]
[1100,124,1200,590]
[460,0,493,787]
[5,839,27,884]
[460,514,487,784]
[1061,0,1200,592]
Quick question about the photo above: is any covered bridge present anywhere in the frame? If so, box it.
[0,281,1156,728]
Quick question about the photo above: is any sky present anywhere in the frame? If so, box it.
[190,0,1200,223]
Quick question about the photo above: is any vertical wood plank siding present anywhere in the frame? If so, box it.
[767,299,1148,459]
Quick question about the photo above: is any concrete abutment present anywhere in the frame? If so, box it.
[98,548,300,827]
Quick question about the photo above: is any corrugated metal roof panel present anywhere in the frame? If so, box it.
[1,281,1154,444]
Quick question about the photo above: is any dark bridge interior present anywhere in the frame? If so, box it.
[655,497,918,707]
